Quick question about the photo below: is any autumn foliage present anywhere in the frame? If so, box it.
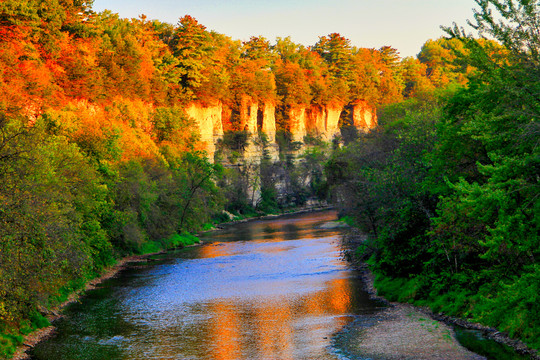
[0,0,474,357]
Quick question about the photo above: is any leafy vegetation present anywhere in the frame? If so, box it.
[1,0,538,358]
[0,0,402,356]
[327,0,539,352]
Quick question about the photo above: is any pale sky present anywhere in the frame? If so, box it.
[91,0,478,58]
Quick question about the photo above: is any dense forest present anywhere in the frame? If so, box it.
[327,0,539,354]
[0,0,410,356]
[0,0,538,358]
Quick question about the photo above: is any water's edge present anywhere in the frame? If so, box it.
[13,206,332,360]
[18,209,537,360]
[12,251,174,360]
[338,229,540,360]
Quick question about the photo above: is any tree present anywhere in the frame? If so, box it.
[417,38,469,87]
[173,151,223,231]
[312,33,354,102]
[0,114,111,324]
[168,15,213,99]
[399,57,435,98]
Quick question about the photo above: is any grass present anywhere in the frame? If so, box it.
[0,332,23,360]
[338,215,357,227]
[137,232,202,255]
[0,311,51,359]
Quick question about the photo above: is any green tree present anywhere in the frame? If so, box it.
[0,114,110,324]
[173,151,223,231]
[312,33,353,102]
[168,15,213,99]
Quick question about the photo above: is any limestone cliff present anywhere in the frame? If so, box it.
[260,102,276,142]
[289,107,307,141]
[352,100,377,130]
[290,103,343,140]
[184,99,376,161]
[239,95,258,134]
[325,104,343,139]
[185,101,223,158]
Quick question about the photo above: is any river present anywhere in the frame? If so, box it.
[29,211,529,359]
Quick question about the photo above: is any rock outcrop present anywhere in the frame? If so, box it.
[185,99,377,161]
[325,104,343,139]
[260,102,276,142]
[239,95,258,134]
[290,103,344,141]
[185,101,223,158]
[289,107,307,141]
[352,100,377,130]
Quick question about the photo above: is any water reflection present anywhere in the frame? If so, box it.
[31,211,381,360]
[200,276,354,360]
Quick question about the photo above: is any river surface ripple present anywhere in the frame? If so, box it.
[31,211,384,359]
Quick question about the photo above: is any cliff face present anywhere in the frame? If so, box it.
[303,104,343,140]
[325,104,343,139]
[289,107,307,141]
[185,101,223,157]
[185,100,376,160]
[352,100,377,129]
[239,95,258,134]
[260,102,276,142]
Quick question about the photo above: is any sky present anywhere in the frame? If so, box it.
[91,0,479,58]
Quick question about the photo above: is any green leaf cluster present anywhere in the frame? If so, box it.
[327,0,540,350]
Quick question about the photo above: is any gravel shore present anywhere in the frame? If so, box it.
[339,229,539,360]
[337,303,485,360]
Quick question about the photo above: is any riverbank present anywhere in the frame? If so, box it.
[11,253,163,360]
[211,204,333,228]
[10,234,209,360]
[336,303,485,360]
[341,229,540,360]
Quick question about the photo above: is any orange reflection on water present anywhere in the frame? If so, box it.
[207,301,241,360]
[198,242,232,259]
[205,276,353,359]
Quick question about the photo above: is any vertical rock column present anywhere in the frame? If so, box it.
[306,105,326,137]
[185,101,223,160]
[212,102,224,144]
[352,100,377,131]
[239,95,261,161]
[324,104,343,140]
[260,102,276,142]
[289,107,307,142]
[260,102,279,161]
[240,95,258,133]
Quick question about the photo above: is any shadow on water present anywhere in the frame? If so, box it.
[454,328,533,360]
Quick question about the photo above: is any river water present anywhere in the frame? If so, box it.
[31,211,383,359]
[30,210,528,360]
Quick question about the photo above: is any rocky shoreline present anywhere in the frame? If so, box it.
[342,229,540,360]
[335,303,485,360]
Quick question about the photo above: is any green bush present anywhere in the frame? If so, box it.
[0,332,23,360]
[138,241,162,255]
[164,233,201,249]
